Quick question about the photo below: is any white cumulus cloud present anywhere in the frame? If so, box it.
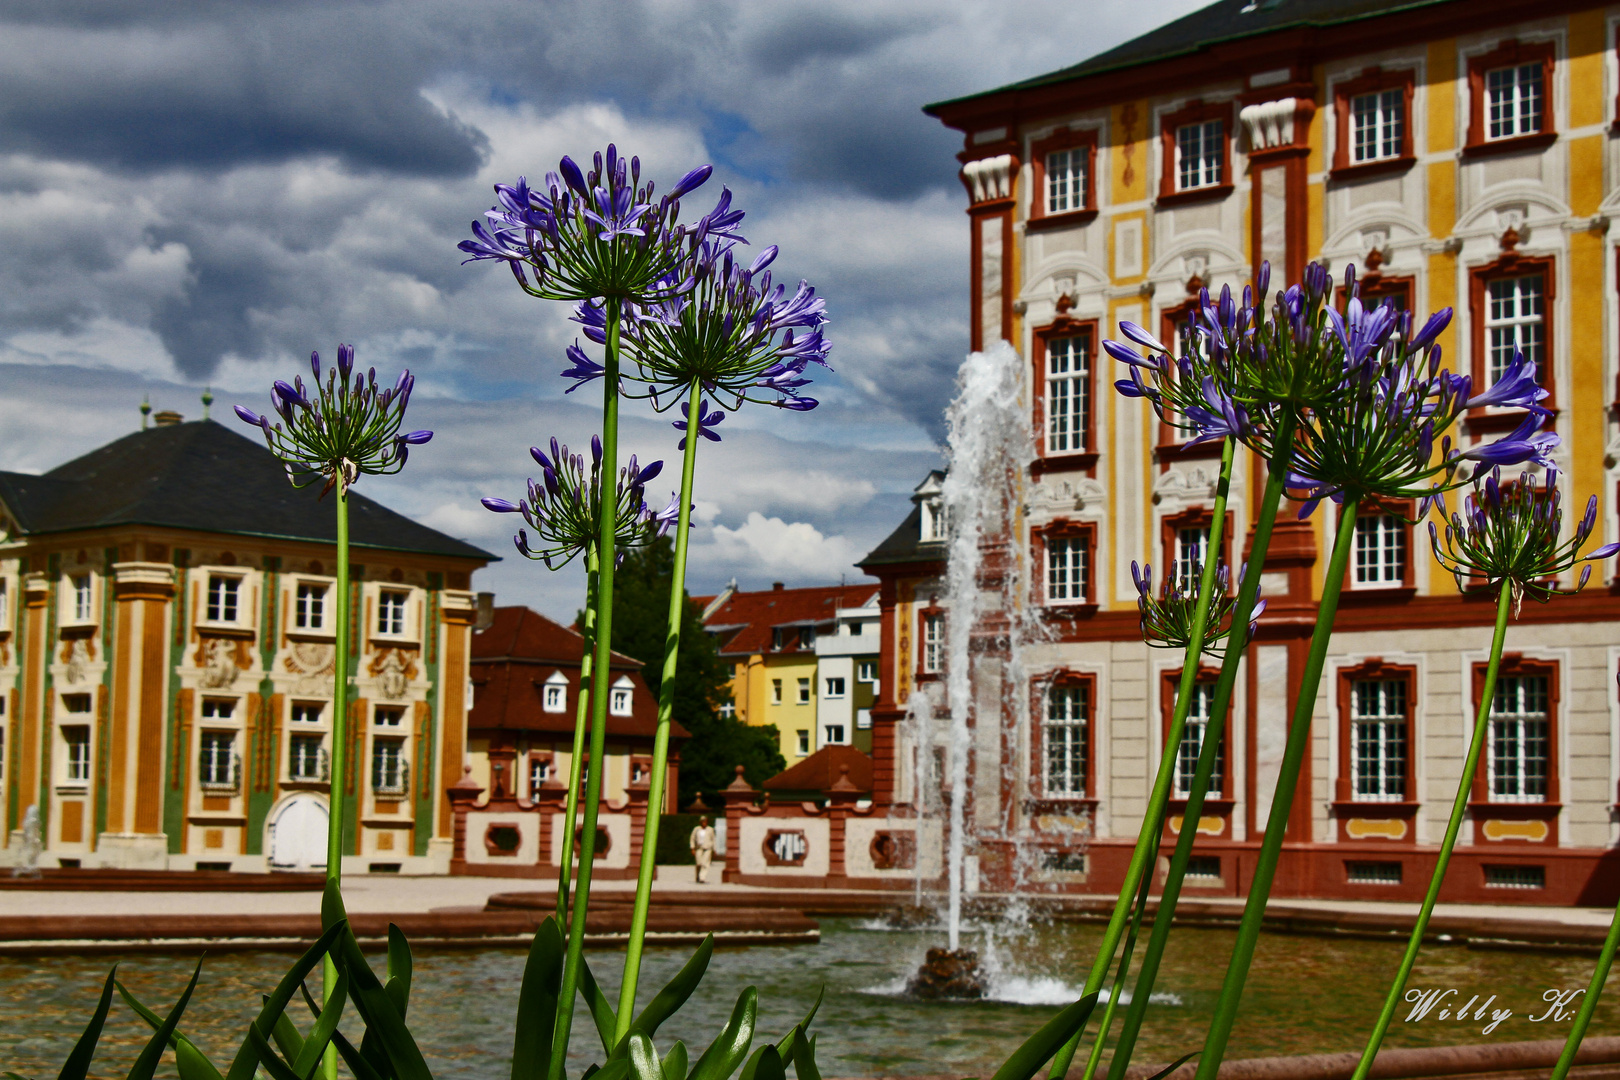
[707,512,863,582]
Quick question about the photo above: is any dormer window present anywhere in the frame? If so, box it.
[772,627,786,651]
[920,499,950,542]
[798,626,816,649]
[610,676,634,717]
[206,575,240,623]
[543,672,568,713]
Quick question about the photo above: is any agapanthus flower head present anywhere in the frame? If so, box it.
[1131,560,1264,655]
[480,437,664,569]
[235,345,428,498]
[1428,466,1619,614]
[458,146,729,304]
[570,238,830,413]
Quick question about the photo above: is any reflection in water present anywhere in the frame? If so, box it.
[0,919,1614,1078]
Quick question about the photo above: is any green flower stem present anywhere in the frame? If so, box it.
[1353,582,1513,1080]
[1193,494,1362,1080]
[615,377,703,1034]
[555,548,599,925]
[1081,857,1159,1080]
[1049,436,1236,1080]
[1105,432,1292,1080]
[1552,894,1620,1078]
[321,485,352,1080]
[549,301,623,1080]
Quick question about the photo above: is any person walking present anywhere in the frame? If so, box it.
[689,816,716,884]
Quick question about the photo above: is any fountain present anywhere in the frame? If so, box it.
[903,340,1034,999]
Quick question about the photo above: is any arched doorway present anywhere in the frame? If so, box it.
[268,794,328,871]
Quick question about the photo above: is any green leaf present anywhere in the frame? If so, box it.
[330,1031,388,1080]
[290,969,349,1080]
[1142,1052,1200,1080]
[270,1009,305,1063]
[223,920,348,1080]
[661,1041,689,1080]
[687,986,755,1080]
[790,1035,819,1080]
[988,993,1100,1080]
[738,1046,783,1080]
[127,961,203,1080]
[772,988,823,1064]
[7,1071,36,1080]
[627,1033,664,1080]
[590,1062,631,1080]
[115,981,225,1080]
[386,924,414,1022]
[579,955,619,1057]
[511,917,564,1080]
[330,919,435,1080]
[57,967,116,1080]
[247,1025,305,1080]
[628,936,713,1042]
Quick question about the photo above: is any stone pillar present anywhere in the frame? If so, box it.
[446,765,483,875]
[102,563,176,868]
[438,590,477,843]
[720,765,757,882]
[825,764,861,880]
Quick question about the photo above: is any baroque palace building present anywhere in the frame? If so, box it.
[900,0,1620,904]
[0,412,492,873]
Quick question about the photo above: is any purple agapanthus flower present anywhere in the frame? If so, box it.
[673,399,725,449]
[1456,411,1558,469]
[1464,348,1550,413]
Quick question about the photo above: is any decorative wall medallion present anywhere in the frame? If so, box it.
[869,830,916,870]
[763,829,809,867]
[286,641,336,695]
[1482,818,1549,843]
[1346,817,1407,841]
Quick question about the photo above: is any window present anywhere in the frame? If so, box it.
[856,708,872,730]
[920,498,950,542]
[1045,533,1091,604]
[1172,682,1223,798]
[372,737,407,794]
[719,699,736,720]
[849,620,864,636]
[377,590,408,635]
[1351,679,1408,802]
[921,613,944,674]
[0,577,9,628]
[1176,120,1223,191]
[290,703,323,725]
[798,626,816,649]
[1488,675,1549,803]
[1486,63,1543,140]
[771,679,783,704]
[294,583,327,630]
[1044,333,1092,454]
[374,705,405,728]
[857,661,878,682]
[1485,275,1545,387]
[62,693,92,716]
[797,678,811,704]
[1044,682,1091,798]
[529,756,551,793]
[543,674,567,713]
[824,724,847,745]
[771,628,787,651]
[610,676,634,717]
[1470,258,1554,417]
[1351,89,1404,162]
[199,731,236,788]
[796,729,810,756]
[289,734,325,780]
[206,575,239,623]
[71,575,93,622]
[1175,526,1210,592]
[61,725,91,783]
[825,677,846,698]
[1465,40,1555,152]
[1354,514,1406,587]
[201,698,235,722]
[1046,148,1088,213]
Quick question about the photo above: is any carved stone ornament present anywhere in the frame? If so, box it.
[286,641,336,696]
[1032,476,1106,512]
[376,650,409,700]
[63,638,92,685]
[199,637,238,689]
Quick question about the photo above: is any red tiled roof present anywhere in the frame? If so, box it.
[763,745,873,793]
[468,606,687,740]
[701,583,878,657]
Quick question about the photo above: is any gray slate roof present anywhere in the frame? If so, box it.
[857,504,945,570]
[0,420,495,562]
[925,0,1450,112]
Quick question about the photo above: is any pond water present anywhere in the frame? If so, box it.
[1,917,1614,1078]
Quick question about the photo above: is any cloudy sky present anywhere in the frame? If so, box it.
[0,0,1203,619]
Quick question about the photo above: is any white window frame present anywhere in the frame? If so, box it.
[203,573,243,625]
[198,729,237,789]
[771,679,783,704]
[294,581,329,631]
[289,702,325,726]
[1175,120,1223,191]
[60,722,91,785]
[1351,679,1408,802]
[824,677,846,699]
[823,723,847,746]
[371,736,407,795]
[289,732,326,781]
[796,729,810,756]
[796,677,811,705]
[856,661,878,683]
[543,672,568,713]
[1045,335,1091,454]
[529,755,552,794]
[66,573,95,625]
[1350,88,1404,162]
[1485,274,1545,388]
[1046,534,1090,604]
[1044,684,1090,798]
[1174,525,1211,593]
[1488,675,1549,803]
[374,705,405,728]
[1354,514,1406,587]
[1172,683,1221,798]
[376,589,410,638]
[1045,147,1088,214]
[609,675,634,717]
[1486,62,1543,140]
[921,613,944,674]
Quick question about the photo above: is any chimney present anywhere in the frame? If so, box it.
[772,582,784,591]
[153,410,184,427]
[475,591,495,631]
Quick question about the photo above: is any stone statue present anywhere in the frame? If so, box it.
[378,650,408,700]
[200,637,237,689]
[12,805,41,878]
[64,638,90,685]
